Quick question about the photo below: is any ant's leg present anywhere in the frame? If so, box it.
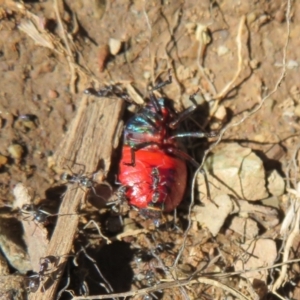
[106,185,128,215]
[203,170,215,206]
[90,186,107,201]
[152,69,172,91]
[61,158,84,176]
[71,161,86,175]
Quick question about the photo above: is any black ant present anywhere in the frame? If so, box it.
[20,204,56,225]
[106,185,129,214]
[61,163,112,199]
[150,167,169,204]
[20,204,73,226]
[26,256,59,293]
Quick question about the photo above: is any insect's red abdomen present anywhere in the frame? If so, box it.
[119,146,187,212]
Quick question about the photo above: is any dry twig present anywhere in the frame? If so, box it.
[29,93,124,300]
[196,15,249,121]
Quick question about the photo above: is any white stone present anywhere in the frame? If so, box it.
[197,143,268,201]
[267,169,285,196]
[193,194,233,236]
[109,38,122,55]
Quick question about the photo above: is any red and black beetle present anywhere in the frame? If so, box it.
[85,72,215,219]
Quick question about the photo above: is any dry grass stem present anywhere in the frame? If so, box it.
[18,21,54,49]
[213,15,247,102]
[53,0,77,94]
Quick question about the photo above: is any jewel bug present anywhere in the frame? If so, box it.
[85,71,215,218]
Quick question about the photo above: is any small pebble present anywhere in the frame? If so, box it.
[253,134,265,143]
[178,263,193,274]
[185,22,196,34]
[22,120,36,130]
[93,0,107,19]
[48,89,59,99]
[98,44,110,72]
[247,12,258,24]
[195,24,211,44]
[290,85,300,101]
[274,10,285,23]
[8,144,24,159]
[294,104,300,117]
[217,45,229,56]
[0,155,8,166]
[214,104,227,121]
[109,38,122,55]
[143,71,151,80]
[286,60,298,70]
[249,59,260,69]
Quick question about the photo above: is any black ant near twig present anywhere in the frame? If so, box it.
[20,204,74,226]
[26,255,60,293]
[60,161,112,200]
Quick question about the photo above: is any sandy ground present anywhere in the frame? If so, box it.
[0,0,300,299]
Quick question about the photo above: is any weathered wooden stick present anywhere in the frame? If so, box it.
[29,93,124,300]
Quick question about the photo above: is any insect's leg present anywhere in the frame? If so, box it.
[152,69,172,91]
[149,90,162,116]
[197,168,217,208]
[123,142,159,167]
[84,85,134,104]
[84,86,114,97]
[166,147,214,203]
[90,185,107,201]
[166,147,200,168]
[123,147,136,167]
[61,158,80,174]
[168,130,217,140]
[169,91,218,136]
[169,91,202,129]
[106,185,127,206]
[72,161,86,175]
[169,105,197,129]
